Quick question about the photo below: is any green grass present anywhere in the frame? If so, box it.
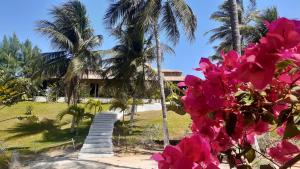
[0,101,110,153]
[118,110,192,141]
[0,101,191,154]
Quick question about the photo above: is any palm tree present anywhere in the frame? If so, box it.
[37,0,103,107]
[109,97,130,124]
[104,0,197,146]
[207,1,278,59]
[229,0,242,54]
[103,22,163,125]
[206,0,258,54]
[57,105,93,135]
[85,98,103,115]
[244,7,278,43]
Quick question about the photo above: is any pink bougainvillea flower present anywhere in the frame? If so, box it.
[221,50,239,70]
[211,129,233,153]
[192,117,222,140]
[153,18,300,169]
[266,18,300,49]
[272,104,289,117]
[151,145,194,169]
[178,135,217,165]
[278,71,300,85]
[276,123,300,139]
[202,72,225,109]
[268,140,300,164]
[236,56,273,90]
[251,120,269,135]
[152,135,219,169]
[177,81,186,87]
[196,58,215,75]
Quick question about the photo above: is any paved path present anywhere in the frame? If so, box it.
[79,113,118,159]
[24,151,157,169]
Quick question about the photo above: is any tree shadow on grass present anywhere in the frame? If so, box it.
[113,120,144,137]
[5,119,60,141]
[40,125,90,143]
[5,119,90,144]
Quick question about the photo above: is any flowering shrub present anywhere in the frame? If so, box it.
[152,18,300,169]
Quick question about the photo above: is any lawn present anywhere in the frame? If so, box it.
[132,110,191,140]
[114,110,192,148]
[0,101,191,154]
[0,101,110,154]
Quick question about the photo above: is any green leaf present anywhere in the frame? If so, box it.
[261,111,275,124]
[235,90,248,97]
[226,113,237,136]
[245,148,256,163]
[276,60,293,70]
[235,91,254,106]
[260,164,275,169]
[284,118,300,139]
[277,108,292,126]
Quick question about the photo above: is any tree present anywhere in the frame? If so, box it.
[206,0,258,53]
[85,98,103,115]
[103,22,161,125]
[104,0,197,146]
[36,0,103,106]
[57,105,93,134]
[207,1,278,57]
[229,0,242,54]
[0,34,43,107]
[244,7,278,43]
[109,97,130,124]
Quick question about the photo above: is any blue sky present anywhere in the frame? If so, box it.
[1,0,300,76]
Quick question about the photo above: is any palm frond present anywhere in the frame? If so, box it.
[169,0,197,41]
[161,2,180,45]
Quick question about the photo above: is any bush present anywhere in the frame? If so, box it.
[140,124,161,148]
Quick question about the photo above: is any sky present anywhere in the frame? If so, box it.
[1,0,300,76]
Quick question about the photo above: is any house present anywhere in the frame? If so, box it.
[81,69,185,97]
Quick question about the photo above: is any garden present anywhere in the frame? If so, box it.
[1,0,300,169]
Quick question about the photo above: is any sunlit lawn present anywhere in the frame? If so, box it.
[119,110,192,143]
[0,101,110,153]
[0,101,191,154]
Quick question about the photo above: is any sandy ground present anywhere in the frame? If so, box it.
[22,149,157,169]
[21,149,232,169]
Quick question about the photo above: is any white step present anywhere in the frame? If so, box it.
[78,153,114,159]
[86,135,112,139]
[89,127,113,130]
[88,132,112,135]
[79,112,118,160]
[88,130,113,133]
[82,143,112,149]
[81,147,112,152]
[84,138,111,144]
[89,130,113,133]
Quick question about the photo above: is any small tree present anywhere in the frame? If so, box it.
[109,97,130,124]
[57,105,93,134]
[85,99,103,115]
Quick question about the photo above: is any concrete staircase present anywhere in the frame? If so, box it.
[78,113,118,159]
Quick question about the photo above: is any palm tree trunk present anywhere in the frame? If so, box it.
[229,0,241,54]
[70,115,76,133]
[70,77,79,133]
[130,98,137,125]
[153,21,170,147]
